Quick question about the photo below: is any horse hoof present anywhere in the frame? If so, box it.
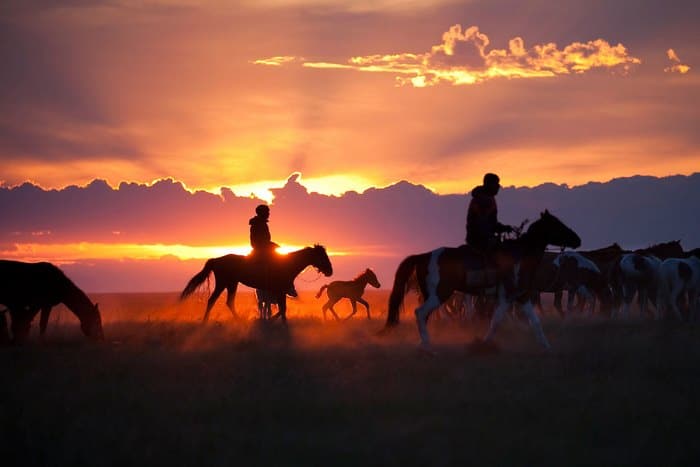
[418,343,437,356]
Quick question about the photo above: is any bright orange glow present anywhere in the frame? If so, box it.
[1,242,349,264]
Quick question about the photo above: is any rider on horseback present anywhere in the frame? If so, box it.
[465,173,514,250]
[249,204,298,297]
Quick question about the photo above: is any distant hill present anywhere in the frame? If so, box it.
[1,173,698,292]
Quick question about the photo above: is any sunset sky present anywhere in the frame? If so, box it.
[1,0,699,291]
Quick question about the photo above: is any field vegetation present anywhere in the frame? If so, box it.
[2,291,700,466]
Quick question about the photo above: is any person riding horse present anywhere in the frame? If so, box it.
[463,173,518,306]
[465,173,514,251]
[249,204,298,297]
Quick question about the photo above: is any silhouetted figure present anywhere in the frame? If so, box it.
[465,173,513,250]
[248,204,298,297]
[249,204,277,254]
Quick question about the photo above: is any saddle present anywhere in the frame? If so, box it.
[459,244,500,289]
[460,243,525,299]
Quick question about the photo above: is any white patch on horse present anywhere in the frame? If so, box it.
[415,247,445,346]
[553,252,600,273]
[426,247,445,297]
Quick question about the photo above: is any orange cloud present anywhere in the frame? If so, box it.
[255,24,641,87]
[665,48,691,74]
[251,56,302,66]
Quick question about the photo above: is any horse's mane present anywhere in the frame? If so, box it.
[585,243,625,255]
[634,240,682,254]
[353,268,373,281]
[641,240,680,249]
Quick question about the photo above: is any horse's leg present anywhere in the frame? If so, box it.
[345,300,358,320]
[464,294,476,321]
[256,290,264,320]
[554,290,564,317]
[577,286,594,316]
[566,287,576,315]
[225,283,239,319]
[519,299,551,349]
[203,283,226,323]
[323,298,341,321]
[415,295,440,349]
[10,309,33,344]
[533,292,544,316]
[689,289,699,322]
[0,309,10,345]
[620,282,635,318]
[483,287,510,343]
[357,298,371,320]
[39,306,52,339]
[277,295,287,324]
[638,287,649,319]
[669,282,684,321]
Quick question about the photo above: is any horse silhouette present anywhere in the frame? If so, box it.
[316,268,381,320]
[0,260,104,344]
[382,210,581,351]
[180,245,332,323]
[656,255,700,321]
[609,241,684,318]
[533,251,613,316]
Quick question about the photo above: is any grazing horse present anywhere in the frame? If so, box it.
[610,253,661,318]
[316,268,381,320]
[552,251,612,315]
[0,260,104,344]
[180,245,333,323]
[609,242,683,318]
[656,253,700,321]
[382,211,581,351]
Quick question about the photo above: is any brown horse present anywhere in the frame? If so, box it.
[316,268,381,320]
[0,260,104,344]
[180,245,333,323]
[383,211,581,351]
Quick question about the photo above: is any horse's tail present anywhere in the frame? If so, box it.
[385,254,423,328]
[315,284,328,299]
[180,259,214,301]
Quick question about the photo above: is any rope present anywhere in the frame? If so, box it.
[296,266,323,283]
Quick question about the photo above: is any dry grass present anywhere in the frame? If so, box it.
[2,291,700,466]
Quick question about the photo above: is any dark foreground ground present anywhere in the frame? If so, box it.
[2,292,700,466]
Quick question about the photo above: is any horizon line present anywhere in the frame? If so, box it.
[2,171,698,203]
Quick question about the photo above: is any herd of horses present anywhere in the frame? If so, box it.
[1,210,699,352]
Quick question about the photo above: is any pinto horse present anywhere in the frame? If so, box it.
[383,211,581,351]
[180,245,333,323]
[609,241,684,318]
[316,268,381,320]
[0,260,104,343]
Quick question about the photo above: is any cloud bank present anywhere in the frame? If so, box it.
[2,173,699,291]
[255,24,641,87]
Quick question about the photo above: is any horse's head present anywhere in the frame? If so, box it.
[528,210,581,249]
[79,303,104,341]
[310,245,333,276]
[364,268,381,288]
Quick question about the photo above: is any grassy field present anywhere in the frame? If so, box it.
[2,291,700,466]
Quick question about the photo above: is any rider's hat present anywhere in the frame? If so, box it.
[483,173,500,186]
